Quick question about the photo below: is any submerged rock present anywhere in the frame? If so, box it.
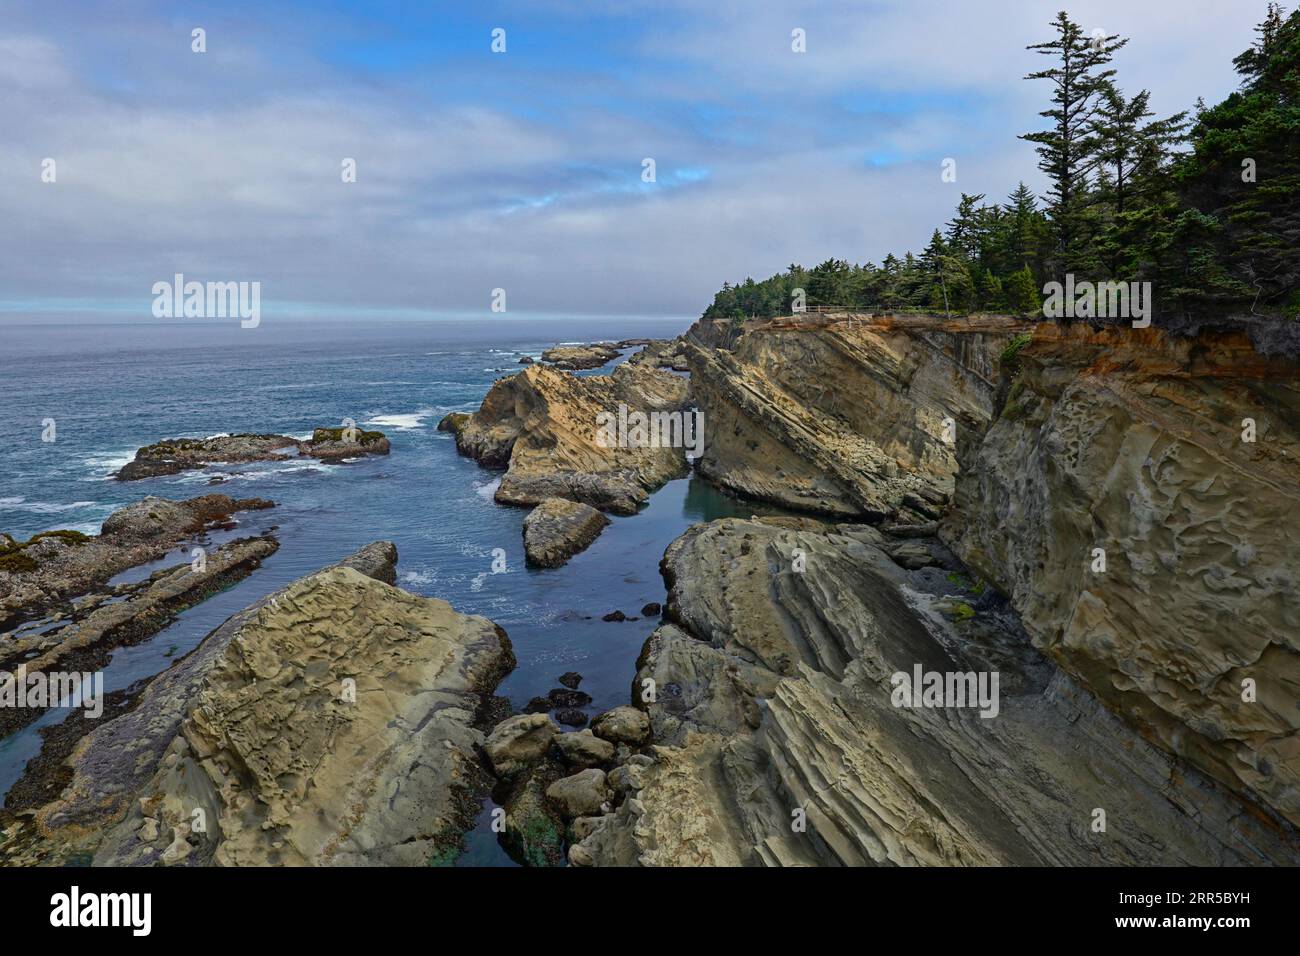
[499,762,566,867]
[522,497,610,568]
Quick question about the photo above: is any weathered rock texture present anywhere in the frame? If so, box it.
[523,497,610,567]
[541,343,623,370]
[0,535,279,738]
[115,429,389,481]
[576,518,1298,866]
[2,542,517,867]
[686,314,1029,520]
[627,338,690,372]
[941,323,1300,828]
[455,362,691,514]
[0,494,273,629]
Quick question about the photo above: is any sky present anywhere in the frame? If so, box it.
[0,0,1278,321]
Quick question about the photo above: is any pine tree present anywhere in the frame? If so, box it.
[1004,266,1042,316]
[1022,11,1128,273]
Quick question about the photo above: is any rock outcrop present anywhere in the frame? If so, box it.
[0,535,279,738]
[115,429,389,481]
[0,494,273,629]
[941,322,1300,828]
[574,518,1299,866]
[627,338,690,372]
[685,314,1028,520]
[522,497,610,567]
[454,362,692,514]
[1,542,517,867]
[541,343,623,370]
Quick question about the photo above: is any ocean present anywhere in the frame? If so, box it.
[0,316,780,864]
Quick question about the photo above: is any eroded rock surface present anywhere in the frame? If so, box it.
[523,497,610,567]
[0,535,279,738]
[541,343,623,370]
[941,323,1300,827]
[455,362,691,514]
[686,314,1028,520]
[0,494,273,628]
[115,429,389,481]
[1,542,516,867]
[576,518,1299,866]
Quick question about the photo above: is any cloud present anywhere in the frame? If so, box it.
[0,0,1277,319]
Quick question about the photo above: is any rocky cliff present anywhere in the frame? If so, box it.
[572,313,1300,865]
[941,322,1300,828]
[685,314,1029,520]
[575,517,1297,865]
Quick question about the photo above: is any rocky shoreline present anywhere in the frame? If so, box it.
[4,320,1296,868]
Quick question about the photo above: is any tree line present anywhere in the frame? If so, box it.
[703,5,1299,324]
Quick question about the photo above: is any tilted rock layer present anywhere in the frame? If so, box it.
[522,497,610,567]
[578,519,1298,866]
[120,569,511,866]
[941,323,1300,827]
[686,314,1029,520]
[4,542,516,867]
[456,362,692,514]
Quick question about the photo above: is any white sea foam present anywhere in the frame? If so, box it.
[474,478,501,500]
[1,499,99,514]
[365,409,434,430]
[83,449,138,478]
[400,569,438,587]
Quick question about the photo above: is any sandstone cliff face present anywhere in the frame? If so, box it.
[577,519,1298,866]
[941,323,1300,827]
[686,315,1029,520]
[456,362,692,514]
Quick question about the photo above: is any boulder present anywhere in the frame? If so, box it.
[590,706,650,746]
[553,730,615,769]
[545,769,610,819]
[522,498,610,568]
[483,714,560,779]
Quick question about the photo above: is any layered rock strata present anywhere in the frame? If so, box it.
[684,314,1029,521]
[455,362,692,514]
[1,542,516,867]
[574,518,1299,866]
[941,322,1300,827]
[0,494,273,628]
[522,497,610,567]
